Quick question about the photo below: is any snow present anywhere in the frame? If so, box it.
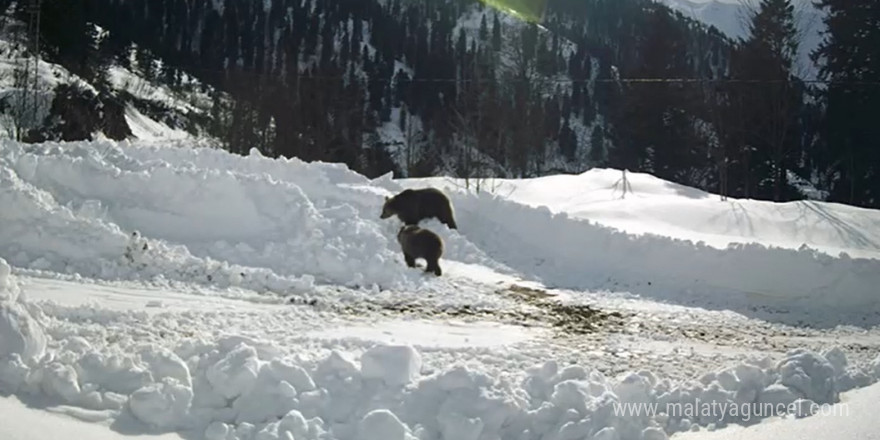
[674,381,880,440]
[400,171,880,317]
[0,394,185,440]
[307,318,535,349]
[403,170,880,260]
[360,344,422,386]
[107,66,205,115]
[123,104,192,141]
[0,138,878,440]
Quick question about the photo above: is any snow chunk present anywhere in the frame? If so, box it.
[593,426,619,440]
[278,410,310,439]
[359,409,412,440]
[75,352,154,395]
[128,377,193,430]
[360,344,422,386]
[0,354,29,393]
[205,344,262,400]
[315,350,359,381]
[41,362,82,403]
[266,359,315,392]
[0,298,47,363]
[642,426,669,440]
[436,365,491,391]
[138,346,192,387]
[822,347,847,378]
[757,384,799,411]
[437,411,484,440]
[232,364,298,424]
[0,258,10,292]
[204,421,230,440]
[777,349,838,404]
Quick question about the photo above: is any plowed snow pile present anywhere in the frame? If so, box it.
[406,171,880,260]
[1,139,880,440]
[3,139,880,315]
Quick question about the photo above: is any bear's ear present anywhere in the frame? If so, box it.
[384,196,390,201]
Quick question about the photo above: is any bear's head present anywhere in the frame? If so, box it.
[397,224,420,241]
[380,195,397,219]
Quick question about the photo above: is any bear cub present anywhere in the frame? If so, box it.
[381,188,457,230]
[397,225,444,276]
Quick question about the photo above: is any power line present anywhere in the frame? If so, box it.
[156,63,880,86]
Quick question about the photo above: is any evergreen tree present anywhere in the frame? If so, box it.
[589,124,605,165]
[812,0,880,207]
[492,12,502,52]
[479,13,489,42]
[729,0,803,201]
[612,4,699,182]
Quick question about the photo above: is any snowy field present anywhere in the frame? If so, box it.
[1,139,879,440]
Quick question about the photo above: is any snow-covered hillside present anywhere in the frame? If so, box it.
[655,0,825,79]
[1,139,879,440]
[0,18,211,143]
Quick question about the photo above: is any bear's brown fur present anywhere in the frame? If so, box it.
[380,188,458,230]
[396,225,444,276]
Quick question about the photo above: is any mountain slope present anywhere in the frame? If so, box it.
[0,9,219,144]
[68,0,734,180]
[655,0,825,79]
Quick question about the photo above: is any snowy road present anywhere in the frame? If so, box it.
[20,272,880,385]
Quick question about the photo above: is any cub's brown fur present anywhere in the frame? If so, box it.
[396,225,444,276]
[381,188,457,230]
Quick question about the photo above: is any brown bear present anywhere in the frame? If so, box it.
[380,188,458,230]
[396,225,444,276]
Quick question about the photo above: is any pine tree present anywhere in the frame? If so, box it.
[729,0,803,201]
[492,12,502,52]
[589,124,605,165]
[479,13,489,42]
[812,0,880,207]
[612,4,698,182]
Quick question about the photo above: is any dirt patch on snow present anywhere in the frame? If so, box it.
[292,283,627,336]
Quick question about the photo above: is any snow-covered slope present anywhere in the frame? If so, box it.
[403,170,880,261]
[0,18,208,142]
[1,139,879,440]
[655,0,826,79]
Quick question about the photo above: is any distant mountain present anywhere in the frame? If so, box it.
[654,0,826,79]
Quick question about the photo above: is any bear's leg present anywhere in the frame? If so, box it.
[438,211,457,230]
[426,259,442,276]
[403,253,416,268]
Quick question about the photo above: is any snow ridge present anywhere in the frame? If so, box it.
[2,138,880,318]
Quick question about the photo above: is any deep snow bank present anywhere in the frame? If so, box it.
[0,140,504,295]
[2,138,879,315]
[403,170,880,260]
[1,269,879,440]
[388,178,880,314]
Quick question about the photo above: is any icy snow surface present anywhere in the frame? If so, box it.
[0,139,879,440]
